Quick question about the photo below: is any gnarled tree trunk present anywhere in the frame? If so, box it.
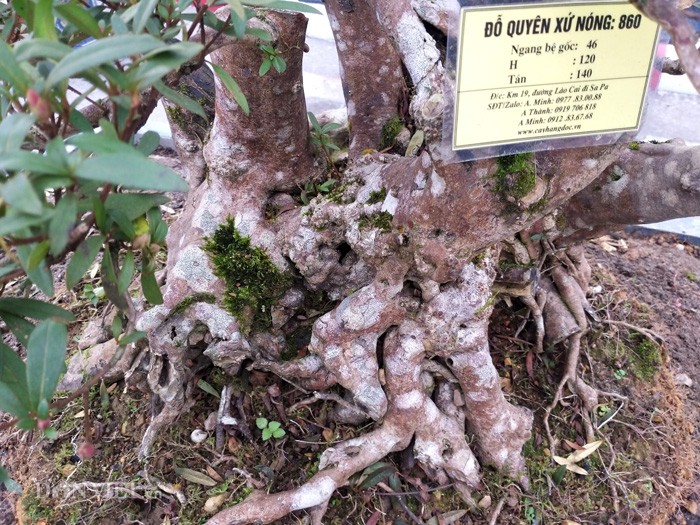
[134,1,700,523]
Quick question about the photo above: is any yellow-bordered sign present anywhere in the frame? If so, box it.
[453,1,659,150]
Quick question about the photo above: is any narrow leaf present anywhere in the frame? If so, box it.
[25,320,68,408]
[76,154,188,192]
[132,0,159,33]
[105,193,169,221]
[66,235,104,289]
[49,194,78,255]
[118,330,146,347]
[0,298,73,322]
[243,0,321,14]
[0,41,29,92]
[154,81,207,121]
[567,440,603,463]
[174,467,217,487]
[210,63,249,115]
[46,34,164,87]
[0,312,35,346]
[1,173,44,216]
[136,131,160,156]
[16,244,54,296]
[117,250,135,294]
[141,266,163,305]
[0,343,31,417]
[197,379,221,399]
[258,59,272,77]
[0,114,35,153]
[33,0,57,41]
[54,0,103,39]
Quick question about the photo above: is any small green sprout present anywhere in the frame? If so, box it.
[612,368,627,380]
[255,417,286,441]
[259,44,286,76]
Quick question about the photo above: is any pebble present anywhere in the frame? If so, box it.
[675,373,693,388]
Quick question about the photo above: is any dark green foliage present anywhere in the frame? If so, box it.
[204,219,292,332]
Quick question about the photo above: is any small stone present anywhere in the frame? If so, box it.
[676,244,686,251]
[220,416,238,426]
[190,429,208,443]
[675,373,693,388]
[477,495,492,509]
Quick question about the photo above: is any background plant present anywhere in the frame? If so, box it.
[0,0,317,487]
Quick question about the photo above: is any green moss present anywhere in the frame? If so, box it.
[204,219,292,333]
[366,187,387,205]
[630,333,661,381]
[358,211,393,233]
[685,271,699,283]
[169,292,216,317]
[628,141,640,150]
[379,116,403,150]
[493,153,536,200]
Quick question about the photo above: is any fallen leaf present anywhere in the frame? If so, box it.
[206,465,223,482]
[174,466,217,487]
[563,439,583,451]
[525,351,534,378]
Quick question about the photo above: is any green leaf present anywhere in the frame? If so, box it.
[1,173,44,216]
[33,0,57,40]
[0,312,35,347]
[69,108,94,133]
[36,398,49,419]
[137,131,160,156]
[272,428,285,438]
[117,250,135,294]
[14,38,72,62]
[49,194,78,256]
[0,343,31,418]
[259,58,272,77]
[0,151,69,176]
[321,122,342,133]
[118,330,146,347]
[16,418,37,430]
[267,420,281,431]
[0,212,50,237]
[197,379,221,399]
[154,80,208,121]
[552,464,567,485]
[141,266,163,305]
[25,320,68,408]
[307,111,320,131]
[109,208,136,240]
[27,241,50,270]
[0,298,73,322]
[243,0,321,14]
[66,235,104,289]
[54,1,103,39]
[245,26,273,41]
[0,41,29,92]
[68,131,135,155]
[105,193,169,221]
[16,244,54,296]
[261,428,272,440]
[0,114,36,153]
[210,63,249,115]
[255,417,268,430]
[43,427,58,440]
[76,154,188,192]
[0,465,22,494]
[272,56,286,73]
[46,34,164,87]
[132,0,159,33]
[101,248,129,311]
[356,462,396,489]
[92,197,107,232]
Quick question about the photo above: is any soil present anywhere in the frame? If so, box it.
[0,231,699,525]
